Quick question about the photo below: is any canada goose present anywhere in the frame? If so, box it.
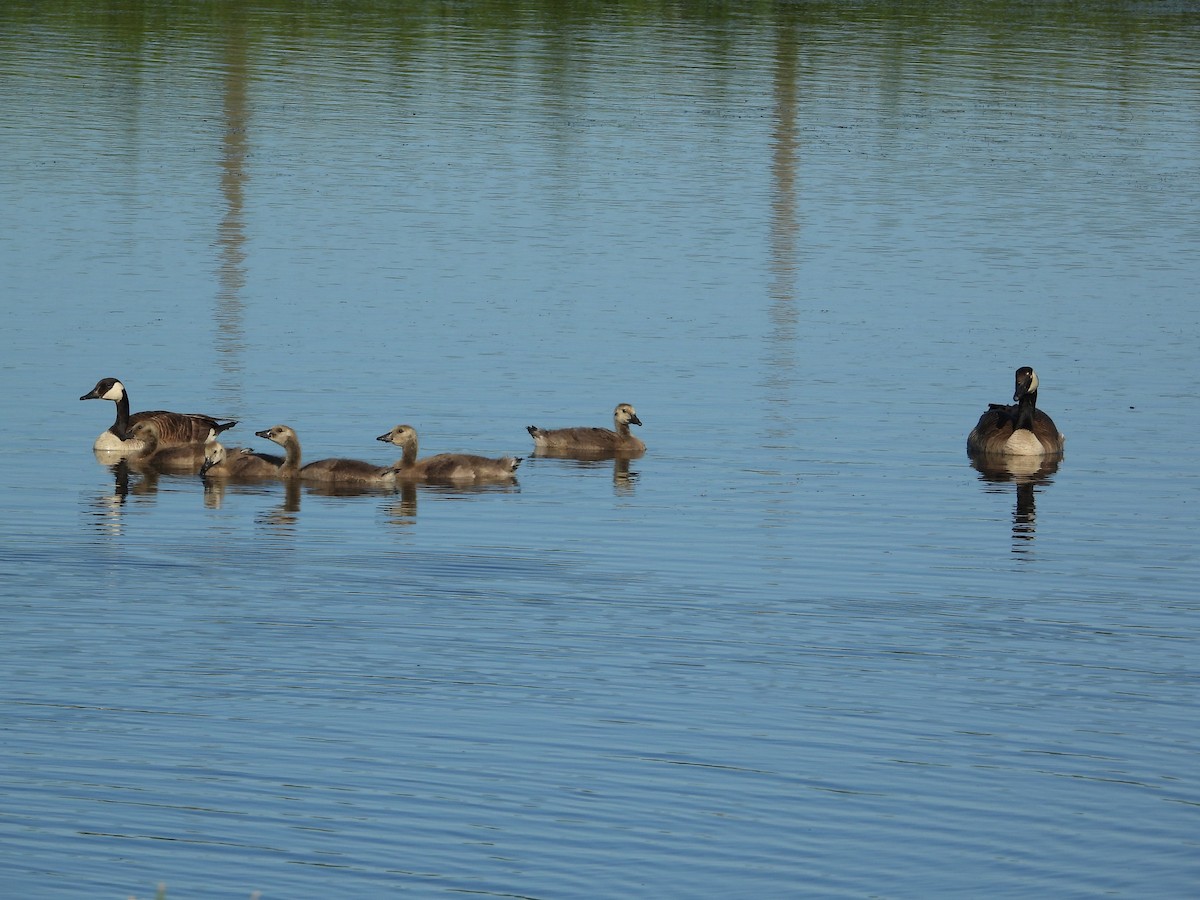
[81,377,236,452]
[967,366,1065,457]
[124,420,211,472]
[527,403,646,455]
[199,437,284,479]
[255,424,398,485]
[376,424,522,481]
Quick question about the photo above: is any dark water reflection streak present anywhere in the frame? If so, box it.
[531,450,642,496]
[766,18,801,431]
[215,14,249,409]
[971,452,1062,555]
[84,460,134,537]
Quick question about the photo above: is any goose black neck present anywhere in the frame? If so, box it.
[1014,390,1038,432]
[112,393,132,439]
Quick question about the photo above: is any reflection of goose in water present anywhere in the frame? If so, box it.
[91,456,162,512]
[84,458,134,535]
[376,424,522,483]
[80,377,236,453]
[202,478,303,530]
[200,473,281,511]
[381,480,419,525]
[528,453,640,495]
[256,425,398,485]
[967,367,1064,457]
[611,455,637,494]
[527,403,645,457]
[971,452,1061,550]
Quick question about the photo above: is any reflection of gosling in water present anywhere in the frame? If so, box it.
[80,376,236,453]
[967,367,1064,457]
[527,403,645,455]
[256,424,398,485]
[375,424,522,482]
[125,420,210,472]
[199,437,283,479]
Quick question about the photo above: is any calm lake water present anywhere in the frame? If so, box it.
[3,2,1199,897]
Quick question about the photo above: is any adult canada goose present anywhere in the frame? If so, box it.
[967,366,1065,457]
[199,437,284,479]
[124,420,211,472]
[81,377,236,452]
[376,424,522,482]
[527,402,646,456]
[255,424,398,485]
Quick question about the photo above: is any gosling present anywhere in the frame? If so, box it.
[527,402,645,456]
[256,424,398,485]
[376,424,522,482]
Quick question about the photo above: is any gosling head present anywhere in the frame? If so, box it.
[199,441,227,476]
[376,424,417,447]
[255,425,295,446]
[615,403,642,427]
[127,420,161,442]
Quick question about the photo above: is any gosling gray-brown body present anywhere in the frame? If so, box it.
[199,438,284,479]
[256,424,397,485]
[527,402,645,456]
[967,367,1064,457]
[376,424,522,482]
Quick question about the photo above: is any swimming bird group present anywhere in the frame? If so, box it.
[82,365,1064,486]
[81,378,647,485]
